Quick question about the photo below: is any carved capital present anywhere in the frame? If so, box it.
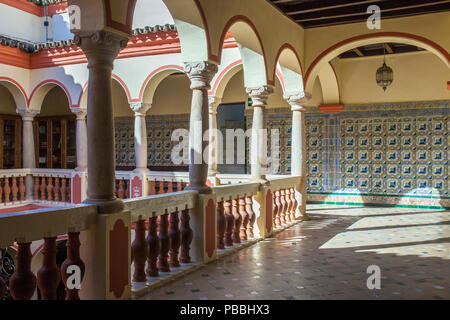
[208,96,222,114]
[131,102,152,116]
[246,86,274,107]
[184,62,218,90]
[71,107,87,120]
[284,91,312,111]
[74,31,129,68]
[17,109,39,121]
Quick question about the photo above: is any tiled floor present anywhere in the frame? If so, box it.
[140,205,450,300]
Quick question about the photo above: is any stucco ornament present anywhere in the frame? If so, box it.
[246,86,274,106]
[184,62,218,90]
[130,102,152,116]
[284,92,312,111]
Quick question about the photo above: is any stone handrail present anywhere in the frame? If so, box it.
[268,176,302,192]
[31,168,74,178]
[212,181,260,201]
[0,169,29,178]
[124,190,198,222]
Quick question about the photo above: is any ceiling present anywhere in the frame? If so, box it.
[339,42,425,59]
[268,0,450,28]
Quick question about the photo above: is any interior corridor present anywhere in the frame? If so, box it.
[141,205,450,300]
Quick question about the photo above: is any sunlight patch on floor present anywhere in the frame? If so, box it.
[356,242,450,260]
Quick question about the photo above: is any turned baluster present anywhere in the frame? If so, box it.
[53,177,60,202]
[285,188,292,223]
[19,176,25,201]
[132,219,147,283]
[280,189,287,225]
[33,177,39,200]
[177,180,182,192]
[125,180,130,199]
[158,180,165,194]
[150,179,156,195]
[66,179,71,203]
[223,200,234,247]
[231,199,242,244]
[239,197,249,241]
[179,209,193,263]
[168,211,181,267]
[9,242,36,300]
[60,178,67,202]
[274,190,281,228]
[146,217,159,277]
[245,196,256,239]
[290,187,298,220]
[0,180,3,204]
[37,237,60,300]
[118,179,125,199]
[167,180,174,193]
[4,178,10,203]
[47,177,53,201]
[157,214,170,272]
[216,201,226,250]
[40,177,46,201]
[11,177,18,202]
[61,232,85,300]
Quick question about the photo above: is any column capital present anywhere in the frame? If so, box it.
[184,62,218,90]
[71,107,87,120]
[208,96,221,114]
[246,86,274,107]
[17,109,39,121]
[130,102,152,116]
[74,31,129,68]
[284,92,312,111]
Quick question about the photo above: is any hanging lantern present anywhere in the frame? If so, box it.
[376,44,393,91]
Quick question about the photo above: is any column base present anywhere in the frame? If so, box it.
[83,198,124,214]
[133,167,150,174]
[184,185,212,195]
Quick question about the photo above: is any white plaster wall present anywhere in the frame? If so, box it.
[133,0,174,28]
[0,4,42,42]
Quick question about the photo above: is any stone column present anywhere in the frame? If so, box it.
[17,109,38,200]
[285,92,311,217]
[208,96,221,183]
[184,62,218,194]
[71,108,88,172]
[131,102,151,173]
[74,31,128,213]
[246,86,274,183]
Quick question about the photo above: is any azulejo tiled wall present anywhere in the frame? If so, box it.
[115,100,449,207]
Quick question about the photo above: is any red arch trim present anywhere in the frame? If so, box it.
[214,15,273,86]
[0,76,29,105]
[28,79,75,108]
[275,68,285,92]
[209,59,242,96]
[138,65,185,102]
[273,43,304,91]
[305,32,450,84]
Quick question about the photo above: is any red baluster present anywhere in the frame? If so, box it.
[158,180,165,194]
[118,179,125,199]
[146,217,159,277]
[274,190,281,227]
[280,189,287,225]
[125,180,130,199]
[285,188,292,223]
[0,180,3,204]
[177,180,182,192]
[168,211,181,267]
[33,177,39,200]
[9,242,36,300]
[239,197,248,241]
[216,201,226,249]
[290,187,298,221]
[157,214,170,272]
[245,196,255,239]
[132,219,148,283]
[179,209,193,263]
[4,177,10,203]
[60,178,67,202]
[66,179,71,203]
[231,199,242,244]
[37,237,60,300]
[167,180,173,193]
[19,176,25,201]
[53,177,60,202]
[11,176,18,202]
[47,177,53,201]
[150,179,156,195]
[61,232,85,300]
[40,177,46,201]
[223,200,234,247]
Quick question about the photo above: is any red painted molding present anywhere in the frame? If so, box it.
[138,64,184,102]
[319,104,344,113]
[447,81,450,90]
[273,43,304,89]
[0,45,31,69]
[209,59,242,96]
